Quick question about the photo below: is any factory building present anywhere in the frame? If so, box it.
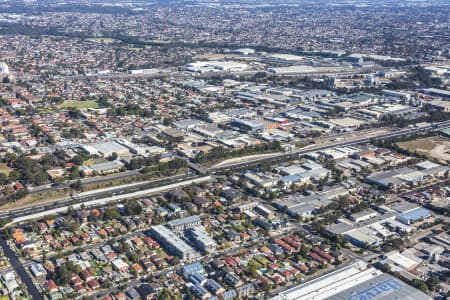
[185,61,248,73]
[270,261,432,300]
[421,88,450,99]
[397,207,432,225]
[231,118,265,133]
[382,89,411,100]
[81,141,130,158]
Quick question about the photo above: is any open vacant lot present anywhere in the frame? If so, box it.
[0,163,12,175]
[58,100,99,109]
[397,136,450,163]
[0,189,69,212]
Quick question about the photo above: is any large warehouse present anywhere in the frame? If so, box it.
[270,261,431,300]
[81,141,130,158]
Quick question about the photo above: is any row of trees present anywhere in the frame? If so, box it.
[127,156,188,175]
[125,155,161,170]
[0,148,92,194]
[380,109,450,128]
[109,104,154,118]
[101,199,143,221]
[379,263,443,294]
[386,67,442,90]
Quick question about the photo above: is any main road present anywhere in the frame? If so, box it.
[1,120,449,222]
[6,176,212,224]
[211,121,450,173]
[28,169,142,194]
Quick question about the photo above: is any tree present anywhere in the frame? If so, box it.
[71,153,89,166]
[104,207,120,220]
[390,237,404,250]
[69,166,81,179]
[184,287,195,300]
[378,263,391,273]
[0,173,8,185]
[54,262,75,285]
[124,199,142,216]
[70,180,83,191]
[108,152,118,161]
[40,154,62,170]
[142,166,153,174]
[412,279,429,293]
[427,275,440,291]
[300,245,311,257]
[129,252,139,263]
[13,157,48,185]
[158,289,172,300]
[127,157,146,170]
[246,260,260,277]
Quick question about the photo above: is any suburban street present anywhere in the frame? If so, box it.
[0,236,43,300]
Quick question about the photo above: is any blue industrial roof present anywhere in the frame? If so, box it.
[281,175,301,183]
[398,207,431,223]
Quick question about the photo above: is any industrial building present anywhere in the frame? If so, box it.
[397,207,432,225]
[328,117,365,129]
[268,53,304,61]
[382,89,411,100]
[270,261,432,300]
[421,88,450,99]
[185,61,248,73]
[232,48,256,55]
[231,118,265,133]
[81,141,130,158]
[425,99,450,112]
[115,138,147,155]
[128,68,161,75]
[278,160,331,187]
[79,160,124,175]
[275,185,348,218]
[326,208,418,248]
[268,65,314,74]
[366,167,425,189]
[358,104,419,120]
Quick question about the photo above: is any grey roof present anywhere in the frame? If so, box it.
[84,160,123,172]
[168,215,201,228]
[327,273,432,300]
[351,208,377,220]
[232,118,265,129]
[366,167,416,187]
[326,223,354,235]
[90,141,128,154]
[151,225,196,254]
[397,208,432,224]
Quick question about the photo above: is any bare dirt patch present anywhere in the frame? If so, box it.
[0,189,69,211]
[397,136,450,163]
